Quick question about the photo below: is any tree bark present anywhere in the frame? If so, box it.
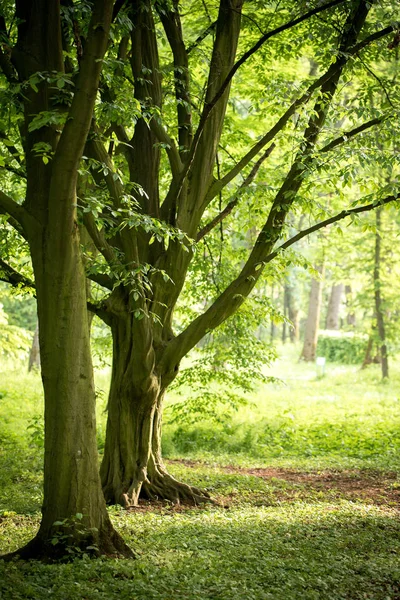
[100,308,210,507]
[2,0,133,560]
[28,321,40,372]
[325,283,343,330]
[300,264,325,361]
[374,207,389,378]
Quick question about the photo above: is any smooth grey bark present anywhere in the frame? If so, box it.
[300,264,325,362]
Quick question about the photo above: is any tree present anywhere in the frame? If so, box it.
[300,264,325,362]
[0,1,132,559]
[93,0,399,505]
[325,283,344,330]
[373,206,389,378]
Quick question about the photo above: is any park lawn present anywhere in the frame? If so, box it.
[0,345,400,599]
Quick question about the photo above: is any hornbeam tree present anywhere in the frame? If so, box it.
[0,0,399,514]
[88,0,399,506]
[0,1,132,558]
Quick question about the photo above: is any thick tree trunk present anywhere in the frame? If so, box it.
[2,0,133,561]
[300,264,325,362]
[374,208,389,379]
[7,231,132,560]
[101,313,210,507]
[28,321,40,372]
[325,283,343,330]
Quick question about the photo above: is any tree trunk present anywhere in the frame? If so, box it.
[325,283,343,330]
[100,312,210,507]
[3,0,133,561]
[300,264,325,361]
[374,207,389,378]
[28,321,40,372]
[7,228,132,560]
[283,278,300,343]
[345,284,356,326]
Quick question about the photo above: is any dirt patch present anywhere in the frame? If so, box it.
[167,458,400,508]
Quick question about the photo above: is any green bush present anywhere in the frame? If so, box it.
[316,331,367,364]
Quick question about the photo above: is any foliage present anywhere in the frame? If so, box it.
[168,299,279,424]
[0,303,32,361]
[316,331,367,364]
[0,286,36,332]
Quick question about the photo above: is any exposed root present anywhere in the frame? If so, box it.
[0,524,135,562]
[141,469,214,505]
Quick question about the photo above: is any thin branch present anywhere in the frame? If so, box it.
[358,57,395,109]
[0,132,24,167]
[205,143,275,205]
[197,145,275,241]
[264,195,398,263]
[320,116,385,153]
[168,16,398,219]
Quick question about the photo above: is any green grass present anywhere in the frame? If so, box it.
[163,344,400,470]
[1,346,400,599]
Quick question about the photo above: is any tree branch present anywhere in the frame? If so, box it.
[86,271,114,290]
[0,258,34,290]
[52,0,113,177]
[82,211,118,266]
[0,190,29,231]
[320,116,385,153]
[187,20,217,55]
[156,0,193,152]
[265,194,398,263]
[205,143,275,206]
[197,145,275,241]
[149,118,183,179]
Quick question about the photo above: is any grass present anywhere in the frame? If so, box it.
[0,345,400,599]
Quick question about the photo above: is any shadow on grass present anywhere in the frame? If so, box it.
[1,506,399,600]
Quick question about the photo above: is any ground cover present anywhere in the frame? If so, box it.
[0,346,399,598]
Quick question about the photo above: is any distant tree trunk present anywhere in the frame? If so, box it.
[300,264,325,361]
[345,284,356,326]
[270,285,277,341]
[374,207,389,378]
[283,280,300,343]
[325,283,343,330]
[282,284,288,343]
[361,332,381,368]
[28,321,40,372]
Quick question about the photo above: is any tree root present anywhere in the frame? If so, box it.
[141,469,214,506]
[0,523,134,562]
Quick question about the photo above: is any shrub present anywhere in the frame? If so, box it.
[316,330,367,364]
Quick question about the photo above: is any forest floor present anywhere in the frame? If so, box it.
[1,346,400,599]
